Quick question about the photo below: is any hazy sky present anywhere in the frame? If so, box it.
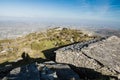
[0,0,120,23]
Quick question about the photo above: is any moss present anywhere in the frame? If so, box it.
[31,40,55,50]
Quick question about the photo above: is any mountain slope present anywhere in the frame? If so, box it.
[0,27,98,63]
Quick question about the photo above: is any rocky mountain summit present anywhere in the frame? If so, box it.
[0,27,120,80]
[0,27,97,63]
[56,36,120,79]
[0,27,100,80]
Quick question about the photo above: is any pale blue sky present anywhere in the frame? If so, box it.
[0,0,120,23]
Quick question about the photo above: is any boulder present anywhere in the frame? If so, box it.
[55,36,120,79]
[81,36,120,73]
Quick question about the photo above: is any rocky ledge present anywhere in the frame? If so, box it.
[2,61,80,80]
[55,36,120,79]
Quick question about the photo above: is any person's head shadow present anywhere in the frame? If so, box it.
[21,52,31,62]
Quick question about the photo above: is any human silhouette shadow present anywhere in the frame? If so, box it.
[21,52,30,61]
[0,52,48,79]
[21,52,31,64]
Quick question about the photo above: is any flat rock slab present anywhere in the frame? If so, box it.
[43,61,80,80]
[2,61,80,80]
[2,63,40,80]
[82,36,120,73]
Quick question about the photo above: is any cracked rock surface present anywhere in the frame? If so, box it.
[55,36,120,79]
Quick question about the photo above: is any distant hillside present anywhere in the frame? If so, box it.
[0,27,99,63]
[95,28,120,37]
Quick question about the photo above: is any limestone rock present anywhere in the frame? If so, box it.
[2,63,40,80]
[41,61,80,80]
[2,61,80,80]
[55,36,120,79]
[81,36,120,73]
